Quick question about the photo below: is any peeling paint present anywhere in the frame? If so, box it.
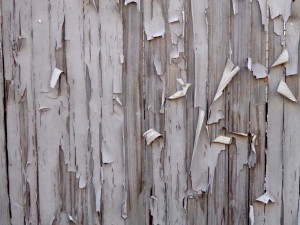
[232,0,238,15]
[271,48,289,67]
[169,79,191,99]
[143,129,162,145]
[212,135,232,145]
[277,79,297,102]
[256,192,276,204]
[273,17,283,36]
[124,0,140,10]
[257,0,268,32]
[168,0,184,60]
[248,133,257,167]
[38,106,50,112]
[213,58,240,102]
[252,63,268,79]
[269,0,292,21]
[228,132,249,173]
[50,68,63,88]
[2,0,300,224]
[144,0,165,40]
[68,214,78,224]
[190,109,205,170]
[207,110,225,125]
[190,124,227,193]
[247,57,252,71]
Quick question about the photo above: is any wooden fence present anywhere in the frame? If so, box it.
[1,0,300,224]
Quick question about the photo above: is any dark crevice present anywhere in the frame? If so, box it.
[2,22,12,222]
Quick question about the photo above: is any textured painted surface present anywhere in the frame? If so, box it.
[1,0,300,224]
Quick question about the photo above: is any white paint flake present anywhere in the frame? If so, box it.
[212,135,232,145]
[124,0,140,10]
[232,0,238,15]
[68,213,78,224]
[143,129,162,145]
[50,68,63,88]
[169,79,191,100]
[190,109,205,170]
[247,57,252,71]
[248,133,257,167]
[271,49,289,67]
[213,59,240,101]
[277,80,297,102]
[39,106,50,112]
[256,192,276,204]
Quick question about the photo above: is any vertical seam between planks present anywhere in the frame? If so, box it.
[1,0,12,220]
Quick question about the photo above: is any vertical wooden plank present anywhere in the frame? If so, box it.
[83,1,102,224]
[207,0,230,224]
[143,1,167,225]
[32,0,65,223]
[2,0,24,223]
[123,3,144,225]
[264,11,284,225]
[0,1,10,224]
[186,0,208,224]
[249,0,267,224]
[98,0,125,224]
[228,1,252,224]
[164,0,188,224]
[2,0,39,224]
[282,4,300,222]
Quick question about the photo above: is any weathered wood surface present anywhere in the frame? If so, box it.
[1,0,300,224]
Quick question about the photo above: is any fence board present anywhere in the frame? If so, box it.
[1,0,300,224]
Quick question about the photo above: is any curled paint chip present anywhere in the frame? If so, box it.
[39,106,50,112]
[231,131,248,137]
[213,59,240,101]
[143,129,162,145]
[248,133,257,167]
[277,80,297,102]
[114,94,123,106]
[121,184,128,219]
[212,135,232,145]
[50,68,63,88]
[68,214,78,224]
[150,195,158,201]
[271,49,289,67]
[256,192,275,204]
[125,0,140,10]
[190,109,205,170]
[232,0,238,15]
[247,57,252,71]
[169,79,191,100]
